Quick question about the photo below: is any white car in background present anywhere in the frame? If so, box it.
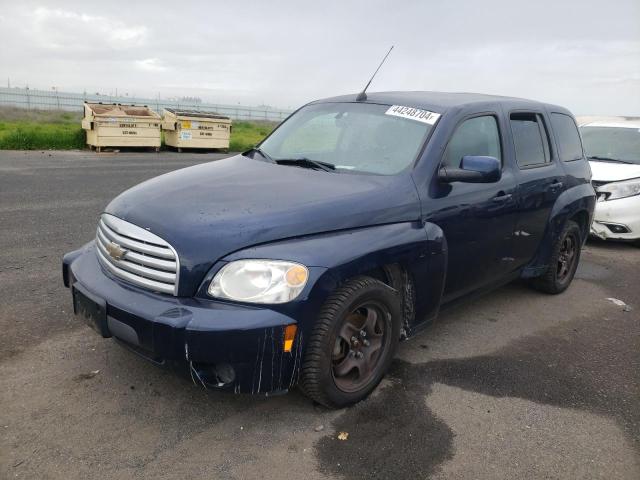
[578,117,640,245]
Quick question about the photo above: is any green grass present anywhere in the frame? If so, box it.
[0,121,86,149]
[0,107,277,151]
[0,107,85,149]
[229,121,276,152]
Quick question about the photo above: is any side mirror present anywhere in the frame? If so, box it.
[438,155,501,183]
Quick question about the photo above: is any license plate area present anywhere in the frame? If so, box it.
[73,284,110,338]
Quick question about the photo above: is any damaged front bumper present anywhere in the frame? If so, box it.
[590,194,640,241]
[62,242,306,395]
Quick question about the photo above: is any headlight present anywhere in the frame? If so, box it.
[597,177,640,200]
[208,260,309,304]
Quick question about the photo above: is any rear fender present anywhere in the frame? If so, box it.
[522,183,595,278]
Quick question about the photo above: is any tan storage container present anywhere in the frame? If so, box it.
[82,103,161,152]
[162,109,232,151]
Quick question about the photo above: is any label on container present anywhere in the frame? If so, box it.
[191,121,200,129]
[180,131,192,140]
[385,105,440,125]
[181,120,191,129]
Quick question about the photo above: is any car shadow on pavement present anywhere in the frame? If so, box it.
[314,302,639,480]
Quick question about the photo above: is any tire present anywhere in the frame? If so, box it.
[530,220,582,294]
[299,276,402,408]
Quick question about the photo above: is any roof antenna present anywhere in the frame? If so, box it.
[356,45,394,102]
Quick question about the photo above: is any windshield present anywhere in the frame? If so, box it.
[580,126,640,165]
[258,102,435,175]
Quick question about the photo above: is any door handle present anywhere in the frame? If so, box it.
[491,192,513,202]
[549,180,563,190]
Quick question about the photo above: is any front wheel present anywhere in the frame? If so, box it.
[530,220,582,294]
[299,276,402,408]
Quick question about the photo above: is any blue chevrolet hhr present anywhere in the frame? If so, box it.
[63,91,595,407]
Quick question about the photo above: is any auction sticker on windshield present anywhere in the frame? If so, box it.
[385,105,440,125]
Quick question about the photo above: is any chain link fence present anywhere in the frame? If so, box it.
[0,86,292,122]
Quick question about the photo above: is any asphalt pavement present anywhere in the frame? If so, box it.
[1,150,638,479]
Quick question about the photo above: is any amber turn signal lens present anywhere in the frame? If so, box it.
[285,265,308,287]
[283,324,297,352]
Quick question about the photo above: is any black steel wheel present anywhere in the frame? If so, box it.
[530,220,582,294]
[300,276,402,408]
[556,233,577,283]
[331,300,389,393]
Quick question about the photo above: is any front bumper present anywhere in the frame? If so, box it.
[63,242,306,394]
[590,194,640,241]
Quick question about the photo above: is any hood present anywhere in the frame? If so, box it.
[105,155,421,295]
[589,161,640,183]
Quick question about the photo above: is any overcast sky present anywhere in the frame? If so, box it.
[1,0,638,114]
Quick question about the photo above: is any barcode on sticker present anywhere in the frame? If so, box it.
[385,105,440,125]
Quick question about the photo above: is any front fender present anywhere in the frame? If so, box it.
[522,183,596,278]
[200,222,447,338]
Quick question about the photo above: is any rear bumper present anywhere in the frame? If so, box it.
[591,195,640,241]
[63,243,305,394]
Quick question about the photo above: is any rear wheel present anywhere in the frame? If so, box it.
[299,276,401,408]
[530,220,582,294]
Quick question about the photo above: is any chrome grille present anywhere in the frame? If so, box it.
[95,214,179,295]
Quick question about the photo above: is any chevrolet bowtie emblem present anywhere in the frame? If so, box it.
[106,241,127,260]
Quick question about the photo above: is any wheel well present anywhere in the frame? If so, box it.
[357,263,405,292]
[570,210,590,242]
[359,263,415,339]
[355,266,388,285]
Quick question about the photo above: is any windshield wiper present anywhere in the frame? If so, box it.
[588,155,632,164]
[275,157,336,172]
[244,147,276,163]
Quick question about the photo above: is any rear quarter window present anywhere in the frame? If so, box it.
[510,113,551,168]
[550,113,584,162]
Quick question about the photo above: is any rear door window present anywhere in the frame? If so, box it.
[442,115,501,169]
[510,113,552,168]
[550,113,584,162]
